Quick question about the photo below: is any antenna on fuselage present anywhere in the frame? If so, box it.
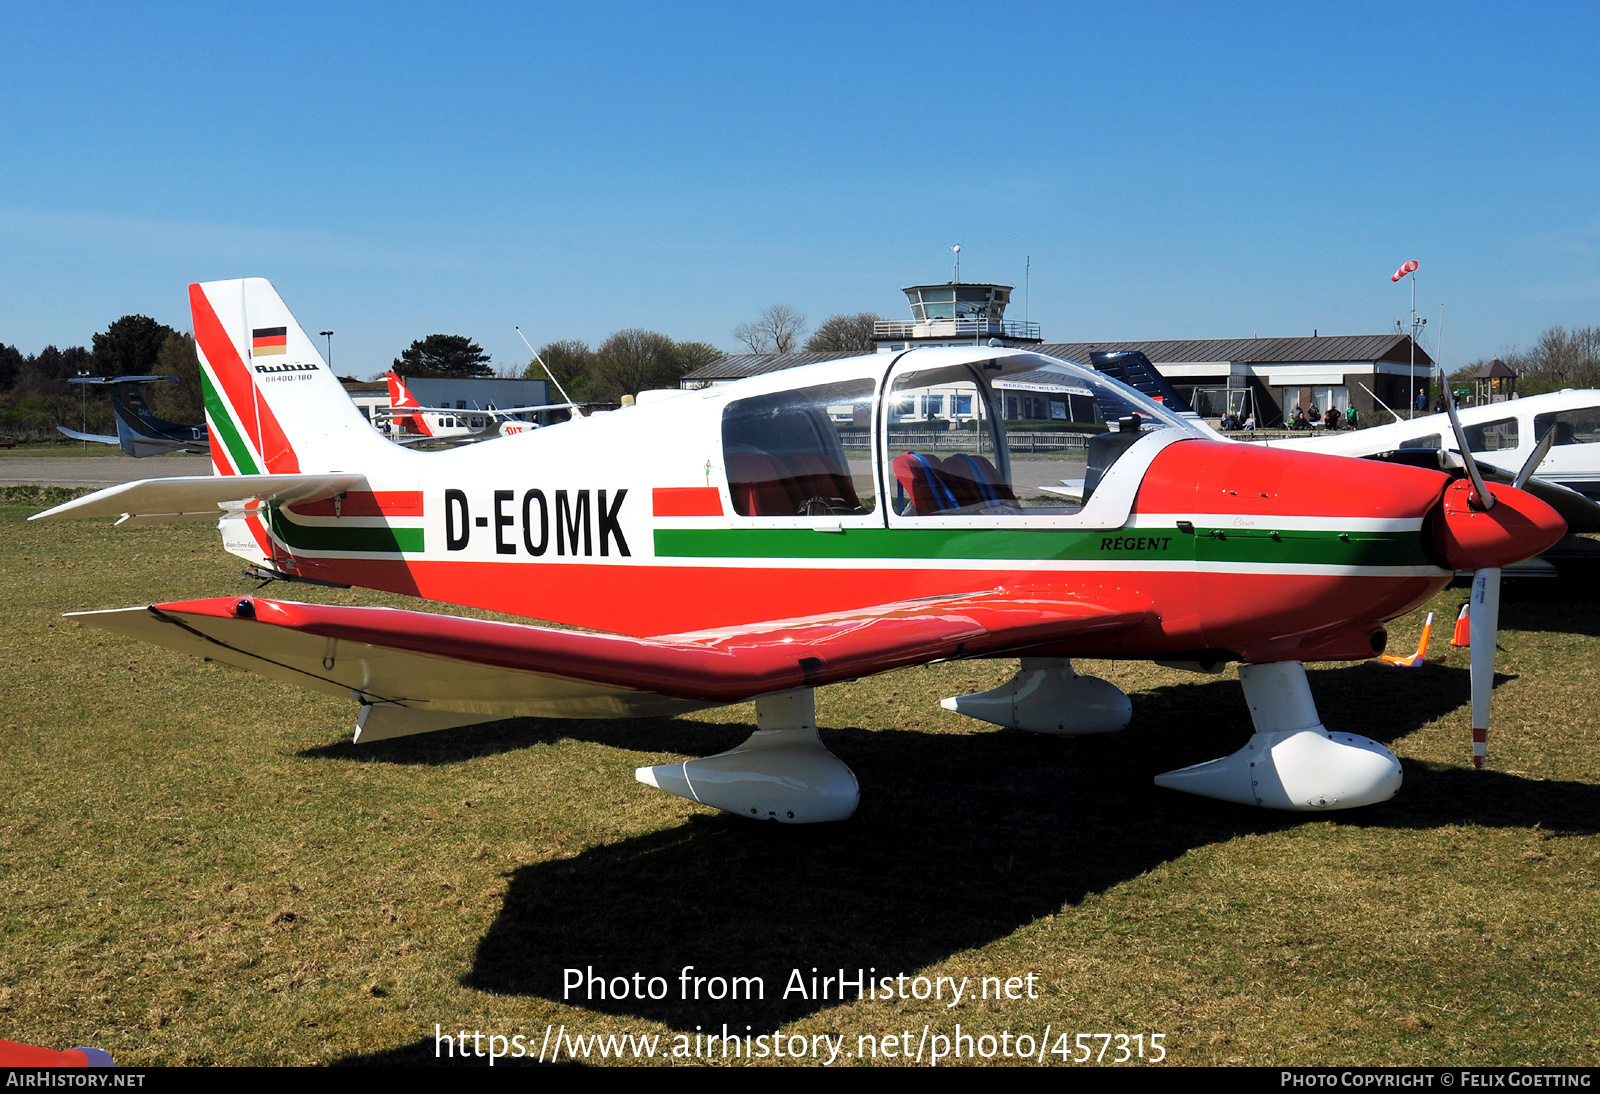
[515,326,584,418]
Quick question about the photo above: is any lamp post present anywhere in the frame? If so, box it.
[77,369,89,449]
[319,331,333,369]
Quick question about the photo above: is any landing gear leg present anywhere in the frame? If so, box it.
[1153,661,1402,810]
[636,689,859,823]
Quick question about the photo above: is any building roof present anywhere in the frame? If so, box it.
[683,334,1434,384]
[1033,334,1432,367]
[1474,357,1516,379]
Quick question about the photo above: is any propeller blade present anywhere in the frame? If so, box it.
[1438,367,1495,511]
[1513,422,1558,490]
[1469,567,1502,769]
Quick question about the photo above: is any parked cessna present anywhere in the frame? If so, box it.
[34,280,1567,822]
[379,372,544,444]
[57,375,209,457]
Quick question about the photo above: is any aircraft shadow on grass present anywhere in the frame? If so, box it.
[322,651,1600,1065]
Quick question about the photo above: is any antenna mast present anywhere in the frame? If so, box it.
[515,326,584,417]
[1025,255,1031,324]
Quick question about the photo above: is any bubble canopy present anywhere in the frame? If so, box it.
[887,349,1203,436]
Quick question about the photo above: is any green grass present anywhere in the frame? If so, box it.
[1,502,1596,1066]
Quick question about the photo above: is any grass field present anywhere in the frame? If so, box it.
[2,493,1597,1066]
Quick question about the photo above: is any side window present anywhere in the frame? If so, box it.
[1534,408,1600,447]
[887,367,1022,516]
[1463,417,1518,453]
[722,380,876,517]
[994,375,1105,512]
[887,362,1167,517]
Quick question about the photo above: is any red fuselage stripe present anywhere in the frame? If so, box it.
[652,487,724,517]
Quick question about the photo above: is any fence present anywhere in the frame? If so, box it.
[841,431,1092,453]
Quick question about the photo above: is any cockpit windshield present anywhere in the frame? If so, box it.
[886,354,1198,517]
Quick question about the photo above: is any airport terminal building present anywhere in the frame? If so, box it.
[684,283,1434,427]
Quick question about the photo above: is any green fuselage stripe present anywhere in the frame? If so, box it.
[200,369,260,475]
[652,526,1434,567]
[269,510,424,554]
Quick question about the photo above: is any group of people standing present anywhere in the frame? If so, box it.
[1287,403,1358,431]
[1217,402,1364,431]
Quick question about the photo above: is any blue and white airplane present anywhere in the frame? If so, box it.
[58,375,209,458]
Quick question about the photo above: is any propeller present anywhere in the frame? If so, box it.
[1437,370,1558,768]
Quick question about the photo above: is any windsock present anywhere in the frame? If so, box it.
[1451,601,1471,647]
[0,1039,113,1066]
[1392,259,1419,282]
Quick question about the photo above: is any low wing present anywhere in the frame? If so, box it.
[375,403,563,417]
[70,590,1149,742]
[30,473,365,525]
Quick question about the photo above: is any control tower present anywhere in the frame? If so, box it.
[873,283,1042,351]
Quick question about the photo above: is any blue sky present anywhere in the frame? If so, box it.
[2,2,1597,376]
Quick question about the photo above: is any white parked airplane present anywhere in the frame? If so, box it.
[1262,389,1600,534]
[379,372,551,444]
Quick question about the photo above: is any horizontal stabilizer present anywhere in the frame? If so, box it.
[69,589,1148,738]
[30,473,365,523]
[56,426,120,445]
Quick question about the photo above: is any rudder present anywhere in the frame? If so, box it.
[190,278,393,476]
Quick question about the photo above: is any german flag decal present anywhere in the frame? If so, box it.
[251,327,288,356]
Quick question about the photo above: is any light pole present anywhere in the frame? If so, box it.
[77,369,89,449]
[319,331,333,369]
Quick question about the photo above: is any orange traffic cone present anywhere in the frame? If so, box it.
[1450,601,1471,647]
[1381,611,1434,667]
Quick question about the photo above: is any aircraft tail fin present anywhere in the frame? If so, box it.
[384,371,432,436]
[385,371,419,409]
[189,279,395,476]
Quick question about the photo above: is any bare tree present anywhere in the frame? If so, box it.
[805,312,883,353]
[733,304,807,355]
[1456,324,1600,395]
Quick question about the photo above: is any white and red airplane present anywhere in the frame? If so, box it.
[380,372,539,443]
[34,279,1567,822]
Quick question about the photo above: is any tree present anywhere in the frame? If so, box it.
[147,332,205,423]
[394,334,493,378]
[672,340,723,375]
[524,340,595,399]
[590,329,684,400]
[92,315,177,376]
[0,343,21,391]
[733,304,807,355]
[805,312,882,353]
[1456,324,1600,397]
